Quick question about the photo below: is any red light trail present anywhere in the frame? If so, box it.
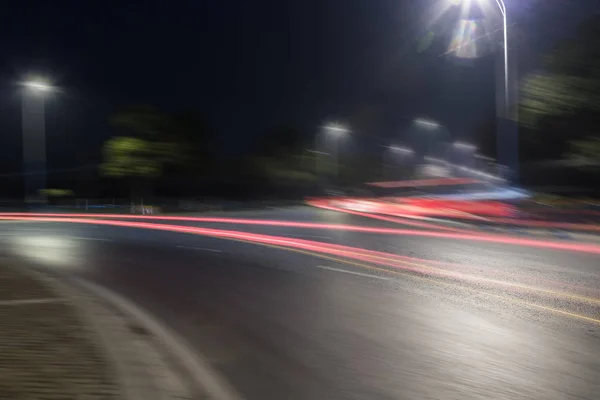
[1,215,599,255]
[2,215,599,304]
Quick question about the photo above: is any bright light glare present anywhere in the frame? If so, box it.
[24,80,53,92]
[323,123,350,134]
[448,19,479,59]
[414,119,441,129]
[9,235,82,268]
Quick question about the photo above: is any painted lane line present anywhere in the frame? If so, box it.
[316,265,391,281]
[0,298,63,306]
[176,245,223,253]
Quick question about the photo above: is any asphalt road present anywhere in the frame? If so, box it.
[1,207,600,400]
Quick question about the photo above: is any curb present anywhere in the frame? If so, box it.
[0,261,121,399]
[74,278,244,400]
[20,265,243,400]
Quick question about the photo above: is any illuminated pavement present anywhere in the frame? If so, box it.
[1,208,600,400]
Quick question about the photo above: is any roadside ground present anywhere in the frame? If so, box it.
[0,256,201,400]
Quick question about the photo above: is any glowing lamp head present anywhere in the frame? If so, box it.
[414,118,441,129]
[390,146,413,155]
[323,123,350,135]
[23,79,54,93]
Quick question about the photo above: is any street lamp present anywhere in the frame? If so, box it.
[424,156,445,164]
[452,0,508,112]
[489,0,509,114]
[453,141,477,172]
[21,77,55,204]
[389,146,414,155]
[316,122,350,184]
[383,146,414,180]
[323,122,350,135]
[414,118,442,129]
[453,141,476,151]
[451,0,515,181]
[24,79,54,93]
[413,118,451,160]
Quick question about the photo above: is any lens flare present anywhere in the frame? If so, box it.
[449,19,479,58]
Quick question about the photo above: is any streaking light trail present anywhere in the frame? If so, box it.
[3,216,600,308]
[1,215,599,255]
[0,211,469,233]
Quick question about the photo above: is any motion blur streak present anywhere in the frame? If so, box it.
[296,240,600,304]
[308,199,600,233]
[2,215,600,256]
[0,211,463,232]
[278,242,600,305]
[471,217,600,232]
[374,251,600,298]
[365,177,482,188]
[5,216,600,326]
[247,242,600,325]
[305,201,467,232]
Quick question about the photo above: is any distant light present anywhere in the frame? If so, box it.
[414,118,441,129]
[425,156,444,164]
[389,146,413,155]
[453,141,476,150]
[307,149,330,156]
[323,123,350,135]
[457,165,504,181]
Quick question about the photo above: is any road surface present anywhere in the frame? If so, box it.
[1,207,599,400]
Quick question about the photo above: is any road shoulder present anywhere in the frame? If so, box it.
[0,256,198,400]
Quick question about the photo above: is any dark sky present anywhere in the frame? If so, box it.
[0,0,598,179]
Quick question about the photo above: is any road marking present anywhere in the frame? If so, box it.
[176,245,223,253]
[71,237,112,241]
[5,216,599,324]
[164,228,600,309]
[316,265,390,281]
[0,298,62,306]
[309,242,600,306]
[229,239,600,325]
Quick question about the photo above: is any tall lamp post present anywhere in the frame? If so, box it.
[414,118,451,158]
[493,0,509,115]
[21,78,54,205]
[451,0,509,113]
[453,141,477,168]
[316,123,350,184]
[383,146,413,180]
[452,0,515,181]
[488,0,517,183]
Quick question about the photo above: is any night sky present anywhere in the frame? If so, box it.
[0,0,598,185]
